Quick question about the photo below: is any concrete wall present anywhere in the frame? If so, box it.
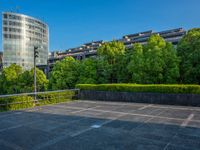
[78,90,200,106]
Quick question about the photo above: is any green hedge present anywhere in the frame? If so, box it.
[37,90,76,105]
[0,90,77,112]
[0,96,35,112]
[76,84,200,94]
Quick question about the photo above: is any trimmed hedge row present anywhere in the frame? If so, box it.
[0,90,76,112]
[37,90,76,105]
[76,84,200,94]
[0,96,35,112]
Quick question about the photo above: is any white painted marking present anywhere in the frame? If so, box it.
[91,124,101,128]
[181,114,194,127]
[71,114,126,137]
[70,106,99,114]
[138,104,153,110]
[84,108,200,123]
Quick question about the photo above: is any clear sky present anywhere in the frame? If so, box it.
[0,0,200,52]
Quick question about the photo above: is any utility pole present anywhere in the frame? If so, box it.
[34,46,39,101]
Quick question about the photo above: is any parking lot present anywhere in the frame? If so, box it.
[0,100,200,150]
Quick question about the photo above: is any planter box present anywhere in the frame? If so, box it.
[78,90,200,106]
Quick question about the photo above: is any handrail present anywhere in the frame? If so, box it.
[0,89,79,98]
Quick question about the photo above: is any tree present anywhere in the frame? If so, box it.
[127,35,179,84]
[162,42,180,83]
[96,57,112,84]
[78,58,97,84]
[127,43,145,83]
[49,57,80,90]
[1,64,23,94]
[0,64,48,94]
[97,41,125,83]
[177,28,200,84]
[19,68,48,92]
[143,34,166,83]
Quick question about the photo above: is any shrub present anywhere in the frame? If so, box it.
[0,96,35,111]
[76,84,200,94]
[37,90,76,105]
[0,90,77,112]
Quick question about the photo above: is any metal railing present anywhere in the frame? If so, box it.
[0,89,79,110]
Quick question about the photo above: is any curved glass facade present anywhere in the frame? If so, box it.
[2,12,49,70]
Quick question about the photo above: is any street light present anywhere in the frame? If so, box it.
[34,46,39,101]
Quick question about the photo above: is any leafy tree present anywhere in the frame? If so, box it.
[143,34,166,83]
[1,64,23,94]
[97,41,125,83]
[162,42,180,83]
[78,58,97,84]
[97,41,125,64]
[127,35,179,84]
[96,57,112,84]
[177,28,200,84]
[127,43,145,83]
[49,57,80,90]
[19,68,48,92]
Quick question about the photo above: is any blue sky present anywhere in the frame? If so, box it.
[0,0,200,51]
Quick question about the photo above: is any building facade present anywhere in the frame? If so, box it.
[2,12,49,70]
[37,28,186,74]
[48,28,186,67]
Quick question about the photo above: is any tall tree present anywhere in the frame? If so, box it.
[177,28,200,84]
[143,34,166,83]
[1,64,23,94]
[78,58,97,84]
[97,41,125,64]
[96,57,112,84]
[49,57,80,90]
[97,41,125,83]
[127,43,145,83]
[162,42,180,83]
[127,35,179,84]
[19,68,48,92]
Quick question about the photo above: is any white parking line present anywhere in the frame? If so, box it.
[138,104,153,110]
[181,114,194,127]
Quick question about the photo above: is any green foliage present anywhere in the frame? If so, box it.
[96,57,112,84]
[49,57,80,90]
[76,84,200,94]
[0,96,35,111]
[97,41,125,83]
[0,90,76,112]
[97,41,125,64]
[0,64,48,95]
[19,68,48,92]
[78,58,97,84]
[127,43,145,83]
[37,90,76,105]
[177,28,200,84]
[128,35,180,84]
[0,64,23,94]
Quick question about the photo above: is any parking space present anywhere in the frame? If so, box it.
[0,100,200,150]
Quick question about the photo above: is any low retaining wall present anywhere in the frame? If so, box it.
[78,90,200,106]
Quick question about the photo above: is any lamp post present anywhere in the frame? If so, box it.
[34,46,39,101]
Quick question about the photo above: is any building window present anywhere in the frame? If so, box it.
[3,20,8,25]
[3,14,8,19]
[3,27,8,32]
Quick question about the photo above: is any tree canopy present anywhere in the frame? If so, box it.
[0,64,48,94]
[177,28,200,84]
[1,28,200,95]
[49,57,80,90]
